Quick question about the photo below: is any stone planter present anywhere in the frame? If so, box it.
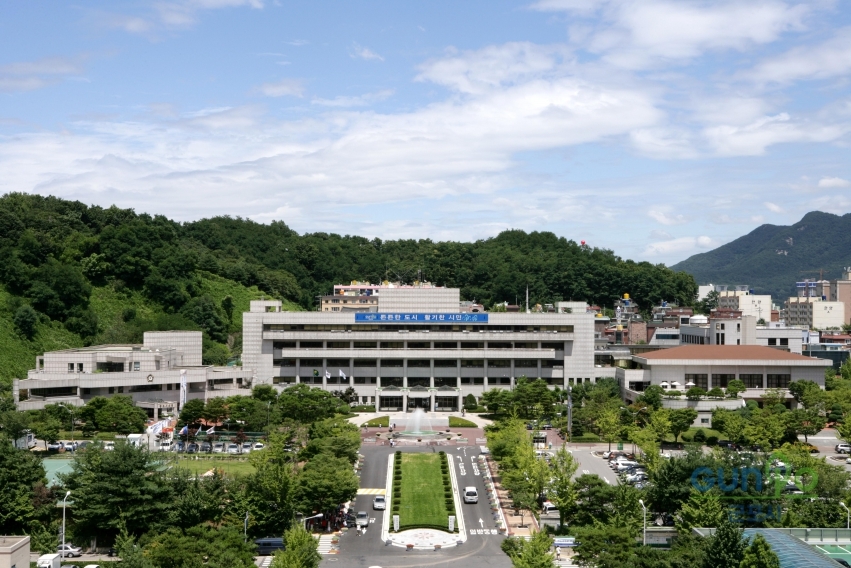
[406,544,415,551]
[434,544,442,550]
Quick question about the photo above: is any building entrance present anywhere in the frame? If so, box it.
[407,397,431,411]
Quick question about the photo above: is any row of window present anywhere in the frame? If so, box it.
[273,358,563,368]
[272,376,567,387]
[67,361,163,373]
[273,341,566,350]
[684,374,791,389]
[264,324,574,333]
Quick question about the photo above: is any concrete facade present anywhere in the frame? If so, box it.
[717,291,772,320]
[13,331,249,417]
[0,536,29,568]
[242,296,595,410]
[680,316,804,354]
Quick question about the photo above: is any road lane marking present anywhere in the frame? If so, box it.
[357,488,386,495]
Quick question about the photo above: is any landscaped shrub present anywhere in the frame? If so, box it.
[707,435,719,446]
[693,429,707,443]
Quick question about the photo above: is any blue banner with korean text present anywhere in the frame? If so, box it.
[354,313,488,323]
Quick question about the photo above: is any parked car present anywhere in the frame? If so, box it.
[83,565,103,568]
[56,543,83,557]
[837,443,851,454]
[103,441,115,451]
[60,565,80,568]
[616,461,640,473]
[63,441,78,452]
[253,442,265,450]
[159,440,174,452]
[200,442,212,453]
[254,537,285,555]
[345,512,357,527]
[176,441,186,453]
[356,511,369,527]
[626,473,648,484]
[187,443,199,454]
[373,495,386,510]
[227,443,240,454]
[212,442,225,453]
[241,442,253,454]
[47,441,63,451]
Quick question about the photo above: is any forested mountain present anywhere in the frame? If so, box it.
[671,211,851,301]
[0,193,696,396]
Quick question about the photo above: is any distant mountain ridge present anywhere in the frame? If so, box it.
[670,211,851,301]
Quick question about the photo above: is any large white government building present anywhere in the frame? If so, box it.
[243,285,595,411]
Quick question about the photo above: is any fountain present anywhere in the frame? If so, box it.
[395,408,441,437]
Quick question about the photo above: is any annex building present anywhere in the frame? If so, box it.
[13,331,248,418]
[242,285,596,411]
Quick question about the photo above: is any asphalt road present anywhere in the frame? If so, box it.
[330,445,511,568]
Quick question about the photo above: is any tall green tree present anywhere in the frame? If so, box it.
[703,520,747,568]
[739,534,779,568]
[271,524,321,568]
[547,446,578,527]
[293,456,358,515]
[0,441,50,535]
[670,409,698,443]
[61,442,173,543]
[504,529,555,568]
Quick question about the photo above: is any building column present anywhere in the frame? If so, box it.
[403,358,408,389]
[402,393,408,412]
[430,391,435,412]
[510,359,515,388]
[458,392,463,412]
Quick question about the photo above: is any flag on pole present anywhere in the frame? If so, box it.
[325,370,331,379]
[179,371,187,411]
[179,425,188,436]
[339,369,347,381]
[207,426,215,435]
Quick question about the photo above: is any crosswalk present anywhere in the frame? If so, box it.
[316,534,336,555]
[258,556,272,567]
[356,488,386,495]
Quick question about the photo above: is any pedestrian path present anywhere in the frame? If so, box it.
[317,534,336,555]
[357,487,386,495]
[257,556,273,567]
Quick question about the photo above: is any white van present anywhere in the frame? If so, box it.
[159,440,174,452]
[463,487,478,504]
[37,553,61,568]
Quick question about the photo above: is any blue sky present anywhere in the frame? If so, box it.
[2,1,851,265]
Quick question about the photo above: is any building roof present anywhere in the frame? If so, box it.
[638,344,823,362]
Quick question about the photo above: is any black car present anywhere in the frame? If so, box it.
[187,443,199,454]
[345,513,357,527]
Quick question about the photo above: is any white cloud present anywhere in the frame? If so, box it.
[532,0,808,68]
[748,28,851,85]
[350,43,384,61]
[765,201,784,213]
[98,0,263,35]
[650,229,673,240]
[818,176,851,188]
[257,78,304,97]
[311,90,394,107]
[648,209,686,226]
[644,235,716,256]
[0,56,85,93]
[703,113,847,156]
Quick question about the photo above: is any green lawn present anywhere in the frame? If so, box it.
[448,417,477,428]
[395,453,453,530]
[362,416,389,427]
[175,458,256,476]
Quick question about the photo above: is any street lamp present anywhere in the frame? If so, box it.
[841,502,849,530]
[61,490,71,558]
[300,513,323,531]
[638,499,646,546]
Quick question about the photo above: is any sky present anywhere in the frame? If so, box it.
[2,1,851,266]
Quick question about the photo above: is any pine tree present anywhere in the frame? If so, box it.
[739,534,780,568]
[703,520,747,568]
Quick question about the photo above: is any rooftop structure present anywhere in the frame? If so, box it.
[0,535,29,568]
[680,315,804,354]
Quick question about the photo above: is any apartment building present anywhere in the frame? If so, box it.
[242,287,595,411]
[785,297,845,329]
[830,268,851,326]
[13,331,248,418]
[715,285,772,321]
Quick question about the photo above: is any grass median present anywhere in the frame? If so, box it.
[174,457,256,476]
[393,453,455,531]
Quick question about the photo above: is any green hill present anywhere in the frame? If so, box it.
[670,211,851,301]
[0,193,697,404]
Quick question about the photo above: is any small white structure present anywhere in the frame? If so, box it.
[0,536,30,568]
